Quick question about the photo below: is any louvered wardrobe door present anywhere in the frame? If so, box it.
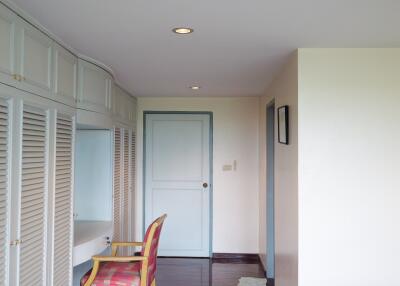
[130,131,136,243]
[52,115,73,286]
[113,128,121,242]
[122,129,130,254]
[19,106,48,286]
[0,100,9,286]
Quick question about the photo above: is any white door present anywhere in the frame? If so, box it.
[52,113,74,286]
[112,127,135,256]
[19,105,48,286]
[0,98,10,286]
[145,113,211,257]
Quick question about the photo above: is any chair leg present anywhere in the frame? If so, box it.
[151,279,156,286]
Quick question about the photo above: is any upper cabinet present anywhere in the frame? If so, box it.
[113,84,136,124]
[77,59,112,114]
[0,5,17,86]
[53,43,77,106]
[0,3,136,122]
[129,97,137,123]
[0,4,53,98]
[15,17,53,97]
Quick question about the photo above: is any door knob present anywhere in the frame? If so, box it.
[202,182,208,188]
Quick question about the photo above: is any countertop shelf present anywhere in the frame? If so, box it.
[73,220,113,266]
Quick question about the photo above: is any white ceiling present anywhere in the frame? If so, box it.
[9,0,400,97]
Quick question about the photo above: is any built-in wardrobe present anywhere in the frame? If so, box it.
[0,1,137,285]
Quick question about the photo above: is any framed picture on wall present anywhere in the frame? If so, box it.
[278,105,289,145]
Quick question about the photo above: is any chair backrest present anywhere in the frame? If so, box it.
[140,214,167,286]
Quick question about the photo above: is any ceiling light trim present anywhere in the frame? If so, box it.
[172,27,194,34]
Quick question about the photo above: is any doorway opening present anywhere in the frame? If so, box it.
[266,102,275,281]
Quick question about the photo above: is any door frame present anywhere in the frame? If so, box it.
[266,100,275,281]
[143,111,214,257]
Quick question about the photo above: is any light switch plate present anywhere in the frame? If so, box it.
[223,165,232,171]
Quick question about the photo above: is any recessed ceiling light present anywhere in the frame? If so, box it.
[190,86,201,90]
[173,27,194,34]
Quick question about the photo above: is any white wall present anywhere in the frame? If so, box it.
[136,97,260,253]
[259,52,299,285]
[298,49,400,286]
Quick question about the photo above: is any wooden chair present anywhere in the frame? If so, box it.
[81,214,167,286]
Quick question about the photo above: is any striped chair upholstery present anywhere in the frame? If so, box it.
[141,217,164,285]
[80,262,141,286]
[81,214,166,286]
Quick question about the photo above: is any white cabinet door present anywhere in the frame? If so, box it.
[128,98,137,123]
[112,85,136,124]
[111,85,120,118]
[0,98,10,286]
[77,60,112,114]
[121,129,130,255]
[112,86,127,122]
[0,4,17,86]
[0,5,54,99]
[19,105,48,286]
[53,44,77,106]
[16,18,53,98]
[112,128,135,255]
[113,128,122,242]
[130,131,136,245]
[52,113,74,286]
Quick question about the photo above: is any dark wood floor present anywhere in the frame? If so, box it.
[156,258,265,286]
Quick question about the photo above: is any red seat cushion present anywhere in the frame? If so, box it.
[80,261,141,286]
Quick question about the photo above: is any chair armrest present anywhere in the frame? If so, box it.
[83,256,148,286]
[112,242,145,247]
[93,255,147,262]
[111,242,145,256]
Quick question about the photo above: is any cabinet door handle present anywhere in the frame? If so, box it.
[12,74,24,81]
[10,239,22,246]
